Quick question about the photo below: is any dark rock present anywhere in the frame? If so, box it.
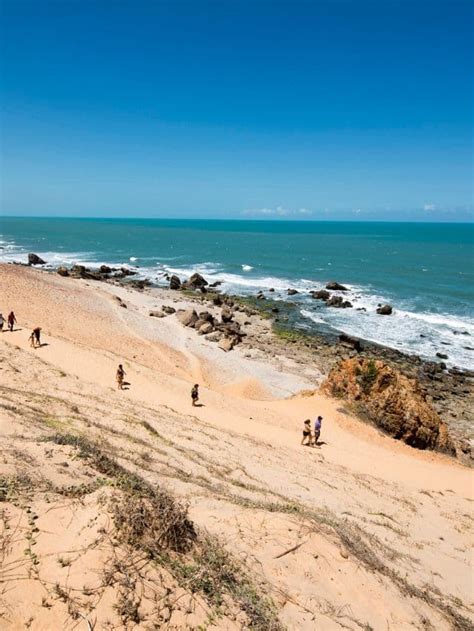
[149,310,166,318]
[120,267,137,276]
[209,281,222,288]
[269,288,275,292]
[198,311,214,323]
[100,265,112,274]
[271,307,279,313]
[376,304,393,315]
[327,295,344,308]
[436,352,448,360]
[162,306,176,315]
[128,279,150,290]
[28,253,46,266]
[326,281,348,291]
[57,266,69,277]
[169,275,181,290]
[221,306,233,323]
[339,334,362,352]
[287,289,299,296]
[311,290,330,301]
[183,273,208,289]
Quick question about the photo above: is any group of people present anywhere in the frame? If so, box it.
[0,311,17,332]
[302,416,323,447]
[0,310,43,348]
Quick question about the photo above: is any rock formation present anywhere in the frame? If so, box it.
[322,357,455,454]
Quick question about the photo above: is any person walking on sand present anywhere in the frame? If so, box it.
[116,364,125,390]
[0,313,4,331]
[7,311,16,332]
[191,384,199,406]
[301,419,313,447]
[314,415,323,445]
[33,327,42,348]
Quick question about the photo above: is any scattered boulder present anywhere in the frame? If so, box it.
[287,288,299,296]
[322,357,455,454]
[120,267,137,276]
[169,275,181,290]
[326,281,348,291]
[269,288,275,293]
[128,279,150,290]
[221,306,233,323]
[436,352,448,360]
[198,311,214,323]
[198,322,214,335]
[28,253,46,266]
[218,337,235,352]
[100,265,112,274]
[177,309,198,327]
[209,281,222,288]
[376,304,393,315]
[183,273,208,289]
[162,305,176,315]
[149,310,166,318]
[57,266,69,277]
[311,289,330,301]
[327,296,352,308]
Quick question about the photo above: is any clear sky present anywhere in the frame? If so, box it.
[1,0,472,221]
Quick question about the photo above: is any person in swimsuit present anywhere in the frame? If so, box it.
[301,419,313,446]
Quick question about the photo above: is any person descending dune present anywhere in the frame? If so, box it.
[301,419,313,447]
[7,311,16,332]
[191,383,199,406]
[116,364,125,390]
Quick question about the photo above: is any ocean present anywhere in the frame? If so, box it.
[1,217,473,370]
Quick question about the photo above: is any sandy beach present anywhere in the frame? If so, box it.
[0,264,473,630]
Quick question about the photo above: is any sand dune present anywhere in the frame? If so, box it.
[0,265,472,630]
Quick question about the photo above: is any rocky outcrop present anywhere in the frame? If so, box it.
[169,275,181,290]
[377,304,393,315]
[322,358,455,454]
[326,281,348,291]
[28,253,46,266]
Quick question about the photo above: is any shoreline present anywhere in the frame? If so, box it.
[4,261,473,460]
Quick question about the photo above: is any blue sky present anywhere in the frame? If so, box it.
[1,0,472,220]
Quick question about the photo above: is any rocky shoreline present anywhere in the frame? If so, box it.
[18,257,474,461]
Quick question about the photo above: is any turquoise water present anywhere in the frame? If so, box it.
[1,217,473,369]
